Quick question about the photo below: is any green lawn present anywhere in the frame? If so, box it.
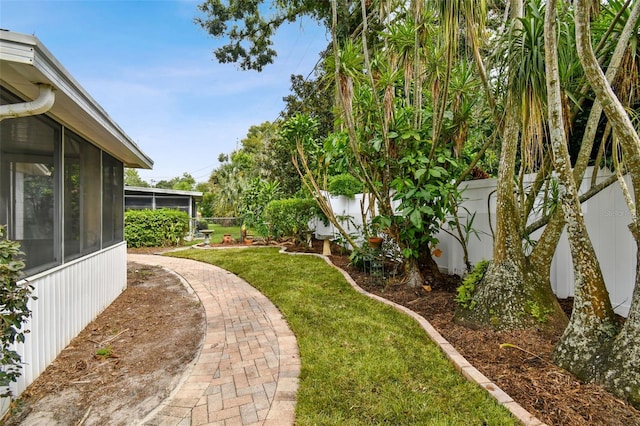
[168,248,517,425]
[188,223,248,244]
[207,223,243,241]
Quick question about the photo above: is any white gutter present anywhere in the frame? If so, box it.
[0,83,55,121]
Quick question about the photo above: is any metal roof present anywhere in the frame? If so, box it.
[0,30,153,169]
[125,186,203,201]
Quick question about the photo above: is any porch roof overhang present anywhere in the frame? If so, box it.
[125,186,204,202]
[0,30,153,169]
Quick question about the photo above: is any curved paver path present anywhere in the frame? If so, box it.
[132,249,544,426]
[129,254,300,426]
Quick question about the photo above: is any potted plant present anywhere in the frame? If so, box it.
[366,215,386,250]
[368,235,383,249]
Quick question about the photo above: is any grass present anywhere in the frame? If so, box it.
[206,223,242,242]
[204,223,256,243]
[184,224,249,245]
[168,248,517,425]
[207,222,242,235]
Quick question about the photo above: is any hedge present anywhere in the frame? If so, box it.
[124,209,189,248]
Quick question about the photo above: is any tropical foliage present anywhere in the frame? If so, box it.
[262,198,320,244]
[195,0,640,408]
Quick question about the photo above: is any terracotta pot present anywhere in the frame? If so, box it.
[368,237,383,249]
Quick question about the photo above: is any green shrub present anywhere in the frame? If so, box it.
[328,174,363,198]
[239,178,283,236]
[263,198,319,243]
[455,260,489,310]
[0,225,35,398]
[124,209,190,248]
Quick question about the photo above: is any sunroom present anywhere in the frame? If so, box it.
[0,30,153,408]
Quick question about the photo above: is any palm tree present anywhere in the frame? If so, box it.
[455,0,569,330]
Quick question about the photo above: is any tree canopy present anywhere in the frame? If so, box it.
[195,0,640,408]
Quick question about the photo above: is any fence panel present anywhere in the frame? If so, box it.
[436,167,635,317]
[319,168,635,317]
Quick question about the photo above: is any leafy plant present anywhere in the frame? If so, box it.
[124,209,190,248]
[262,198,320,244]
[389,144,460,263]
[525,300,553,324]
[239,178,283,236]
[95,346,113,359]
[0,225,35,398]
[348,244,376,271]
[328,174,363,198]
[455,260,489,310]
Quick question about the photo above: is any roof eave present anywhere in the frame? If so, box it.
[0,31,153,169]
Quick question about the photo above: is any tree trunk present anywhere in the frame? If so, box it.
[455,0,565,330]
[419,247,444,284]
[545,0,617,381]
[573,0,640,408]
[526,0,640,340]
[602,259,640,407]
[403,257,426,289]
[455,112,528,329]
[456,108,564,329]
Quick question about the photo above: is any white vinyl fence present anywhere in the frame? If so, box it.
[315,167,635,317]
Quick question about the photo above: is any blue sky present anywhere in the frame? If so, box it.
[0,0,328,184]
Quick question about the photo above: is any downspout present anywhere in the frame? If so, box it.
[0,83,55,121]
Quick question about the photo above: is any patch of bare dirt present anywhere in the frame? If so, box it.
[3,261,205,425]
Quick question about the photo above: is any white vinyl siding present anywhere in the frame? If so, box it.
[5,242,127,403]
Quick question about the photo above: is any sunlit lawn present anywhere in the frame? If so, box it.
[206,223,243,242]
[168,248,516,425]
[186,223,251,245]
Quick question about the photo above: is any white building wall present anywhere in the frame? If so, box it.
[1,242,127,412]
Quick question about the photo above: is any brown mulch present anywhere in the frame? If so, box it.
[3,238,640,425]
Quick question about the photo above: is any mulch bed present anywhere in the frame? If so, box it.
[287,239,640,426]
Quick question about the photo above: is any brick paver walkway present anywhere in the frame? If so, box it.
[128,254,300,426]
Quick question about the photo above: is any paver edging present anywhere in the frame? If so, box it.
[280,247,547,426]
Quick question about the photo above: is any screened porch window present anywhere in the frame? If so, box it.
[64,130,101,260]
[1,87,127,275]
[102,152,124,247]
[0,113,60,274]
[155,196,190,213]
